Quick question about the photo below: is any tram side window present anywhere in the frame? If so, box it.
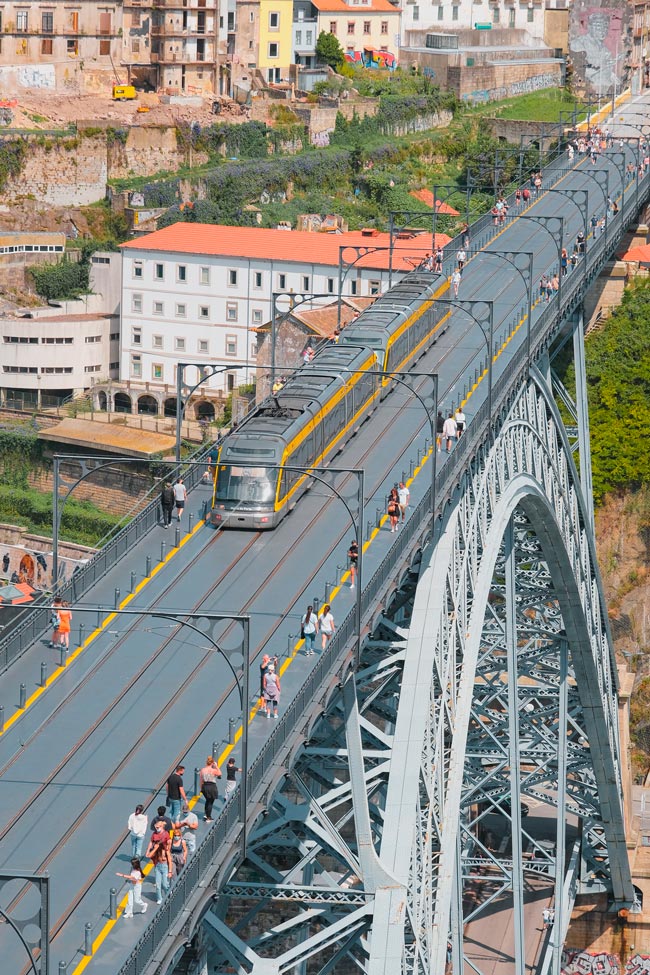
[323,397,346,446]
[386,332,409,373]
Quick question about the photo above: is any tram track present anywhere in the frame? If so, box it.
[2,148,599,974]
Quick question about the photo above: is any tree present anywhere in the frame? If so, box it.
[315,31,345,71]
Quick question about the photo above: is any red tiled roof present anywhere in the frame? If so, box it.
[310,0,398,10]
[122,223,451,272]
[409,190,460,216]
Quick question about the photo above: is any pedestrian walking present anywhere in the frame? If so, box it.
[515,188,522,207]
[398,481,410,522]
[545,277,553,302]
[387,487,400,533]
[166,764,186,823]
[170,829,187,875]
[145,832,173,905]
[522,187,531,204]
[462,223,470,248]
[434,246,444,273]
[442,413,457,453]
[263,664,281,719]
[551,274,559,295]
[539,274,547,300]
[320,603,335,650]
[160,481,174,528]
[259,653,271,708]
[57,601,72,650]
[534,174,542,195]
[128,804,148,858]
[542,907,554,930]
[348,539,358,589]
[117,858,148,918]
[455,407,466,439]
[577,230,586,254]
[560,248,568,277]
[301,605,318,655]
[224,757,242,801]
[175,801,198,855]
[50,596,63,648]
[456,248,466,271]
[451,267,461,298]
[150,805,173,835]
[199,755,222,823]
[173,478,187,522]
[436,410,445,452]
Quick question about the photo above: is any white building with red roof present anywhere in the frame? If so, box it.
[119,222,450,399]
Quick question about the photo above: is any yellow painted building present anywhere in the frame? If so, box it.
[311,0,401,67]
[258,0,294,80]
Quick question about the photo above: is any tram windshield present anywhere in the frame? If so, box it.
[215,465,277,505]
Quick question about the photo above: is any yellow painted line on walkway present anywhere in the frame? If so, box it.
[0,517,206,741]
[70,152,600,971]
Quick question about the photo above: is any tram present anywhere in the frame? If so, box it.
[210,272,449,530]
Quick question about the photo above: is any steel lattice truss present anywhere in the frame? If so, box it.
[205,373,632,975]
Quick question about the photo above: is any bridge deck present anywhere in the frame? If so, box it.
[0,96,647,975]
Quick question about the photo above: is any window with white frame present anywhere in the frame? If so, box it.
[369,280,380,295]
[350,280,358,296]
[131,354,142,377]
[175,337,186,351]
[413,5,419,20]
[132,326,142,345]
[437,5,443,18]
[199,339,209,353]
[380,20,388,32]
[155,263,164,280]
[452,4,459,18]
[228,269,238,286]
[225,334,237,356]
[252,309,263,324]
[250,343,258,358]
[153,334,163,349]
[200,266,210,285]
[152,363,163,380]
[268,41,278,57]
[306,29,312,43]
[296,29,302,43]
[199,305,210,319]
[177,264,187,283]
[133,260,143,278]
[278,273,286,289]
[176,303,187,317]
[226,302,238,321]
[302,275,310,290]
[132,293,143,313]
[253,271,262,288]
[153,300,164,315]
[269,11,279,28]
[327,277,335,294]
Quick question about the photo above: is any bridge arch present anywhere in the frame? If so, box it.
[371,373,632,973]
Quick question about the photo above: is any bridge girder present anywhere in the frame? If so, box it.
[205,370,632,975]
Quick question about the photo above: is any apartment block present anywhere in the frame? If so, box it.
[0,1,121,92]
[119,222,450,400]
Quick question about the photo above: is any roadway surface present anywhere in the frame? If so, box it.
[0,94,647,975]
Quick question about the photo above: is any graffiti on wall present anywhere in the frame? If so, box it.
[461,72,560,103]
[0,64,55,90]
[345,48,396,70]
[627,955,650,975]
[0,544,88,590]
[562,949,620,975]
[569,0,631,97]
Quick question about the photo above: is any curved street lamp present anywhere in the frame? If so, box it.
[175,362,247,464]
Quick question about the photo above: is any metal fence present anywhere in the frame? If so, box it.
[0,442,216,675]
[112,166,650,974]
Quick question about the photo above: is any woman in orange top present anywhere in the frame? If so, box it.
[57,601,72,649]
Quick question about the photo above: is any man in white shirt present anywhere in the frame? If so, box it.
[442,413,457,453]
[176,801,198,855]
[173,478,187,522]
[397,482,410,523]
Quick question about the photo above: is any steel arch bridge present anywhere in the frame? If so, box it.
[206,362,634,975]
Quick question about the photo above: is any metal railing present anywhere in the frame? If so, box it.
[110,162,650,975]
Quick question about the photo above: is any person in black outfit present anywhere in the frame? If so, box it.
[166,764,186,822]
[150,805,173,835]
[160,481,174,528]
